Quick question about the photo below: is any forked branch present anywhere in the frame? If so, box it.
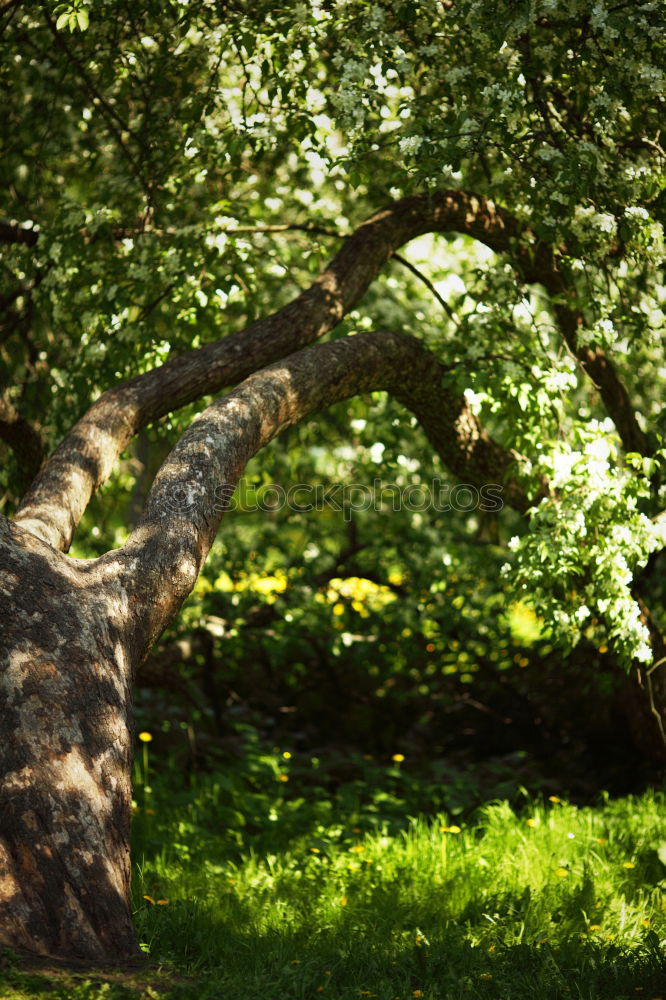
[13,189,641,552]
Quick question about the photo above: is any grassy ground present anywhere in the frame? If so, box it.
[2,779,664,1000]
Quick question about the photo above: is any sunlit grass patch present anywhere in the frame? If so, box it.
[129,787,666,999]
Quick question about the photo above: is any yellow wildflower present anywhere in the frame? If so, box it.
[548,795,561,803]
[138,732,152,742]
[623,861,635,869]
[441,825,461,834]
[392,753,405,762]
[143,895,155,904]
[525,818,536,827]
[555,868,568,877]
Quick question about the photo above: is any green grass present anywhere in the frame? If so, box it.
[2,781,665,1000]
[128,787,666,999]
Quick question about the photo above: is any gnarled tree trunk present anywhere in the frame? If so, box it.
[0,519,139,960]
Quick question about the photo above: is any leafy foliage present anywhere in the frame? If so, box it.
[1,1,665,743]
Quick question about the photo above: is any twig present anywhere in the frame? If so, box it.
[392,252,459,325]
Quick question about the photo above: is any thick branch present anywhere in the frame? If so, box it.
[112,329,527,651]
[540,280,648,456]
[14,188,636,551]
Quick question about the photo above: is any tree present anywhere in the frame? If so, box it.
[1,0,664,963]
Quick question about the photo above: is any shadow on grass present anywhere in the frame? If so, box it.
[124,888,666,1000]
[2,898,663,1000]
[0,951,193,1000]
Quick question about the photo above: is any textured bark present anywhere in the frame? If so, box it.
[0,517,141,960]
[14,188,640,553]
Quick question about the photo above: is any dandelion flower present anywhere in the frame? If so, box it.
[555,868,568,877]
[441,825,461,834]
[339,896,348,906]
[138,731,152,742]
[156,899,169,905]
[623,861,636,869]
[143,895,155,904]
[525,818,536,827]
[392,753,405,762]
[548,795,561,803]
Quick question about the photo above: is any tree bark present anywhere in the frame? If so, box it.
[0,517,140,961]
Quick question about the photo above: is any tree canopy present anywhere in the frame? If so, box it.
[2,0,665,740]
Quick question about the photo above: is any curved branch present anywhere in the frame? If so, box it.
[14,188,635,552]
[112,329,529,651]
